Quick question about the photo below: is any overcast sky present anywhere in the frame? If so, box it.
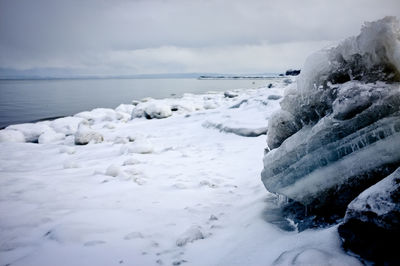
[0,0,399,75]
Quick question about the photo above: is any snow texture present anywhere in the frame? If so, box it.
[0,129,25,143]
[0,75,361,266]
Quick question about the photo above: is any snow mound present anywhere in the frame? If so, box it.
[120,139,154,154]
[132,101,172,119]
[6,123,52,143]
[144,103,172,119]
[50,116,84,135]
[38,128,65,144]
[0,129,25,143]
[105,164,122,177]
[75,108,129,124]
[115,104,135,116]
[74,124,104,145]
[176,225,205,247]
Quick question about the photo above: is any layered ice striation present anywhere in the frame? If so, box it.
[261,17,400,225]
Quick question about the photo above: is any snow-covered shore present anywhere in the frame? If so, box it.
[0,78,360,265]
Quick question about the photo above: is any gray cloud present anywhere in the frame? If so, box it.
[0,0,399,74]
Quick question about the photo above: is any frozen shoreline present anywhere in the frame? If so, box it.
[0,77,361,266]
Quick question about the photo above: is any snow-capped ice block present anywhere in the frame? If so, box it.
[74,124,104,145]
[75,108,126,124]
[131,101,172,119]
[50,117,84,135]
[6,123,52,143]
[338,167,400,264]
[0,129,26,143]
[261,17,400,224]
[176,225,205,247]
[144,103,172,119]
[115,104,135,116]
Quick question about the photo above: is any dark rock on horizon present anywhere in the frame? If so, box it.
[285,69,301,76]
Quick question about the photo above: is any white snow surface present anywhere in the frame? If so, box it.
[0,79,361,266]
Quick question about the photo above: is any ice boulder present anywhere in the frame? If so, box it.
[115,104,135,116]
[74,123,104,145]
[338,167,400,265]
[50,117,84,135]
[75,108,125,124]
[6,123,52,143]
[261,17,400,228]
[131,101,172,119]
[176,225,205,247]
[0,129,26,143]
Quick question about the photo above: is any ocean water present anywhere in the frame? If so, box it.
[0,78,276,128]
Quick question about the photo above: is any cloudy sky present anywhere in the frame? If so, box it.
[0,0,399,75]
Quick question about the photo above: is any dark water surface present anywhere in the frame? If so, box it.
[0,78,273,128]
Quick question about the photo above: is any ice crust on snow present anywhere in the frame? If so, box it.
[262,17,400,217]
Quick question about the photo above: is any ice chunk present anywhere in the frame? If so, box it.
[262,17,400,228]
[266,110,299,149]
[75,108,121,124]
[176,225,205,247]
[115,104,135,116]
[144,103,172,119]
[7,123,52,143]
[50,117,84,135]
[74,124,104,145]
[338,168,400,264]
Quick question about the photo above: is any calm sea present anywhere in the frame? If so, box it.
[0,78,277,128]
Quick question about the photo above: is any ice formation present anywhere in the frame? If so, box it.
[74,123,104,145]
[338,167,400,264]
[262,16,400,224]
